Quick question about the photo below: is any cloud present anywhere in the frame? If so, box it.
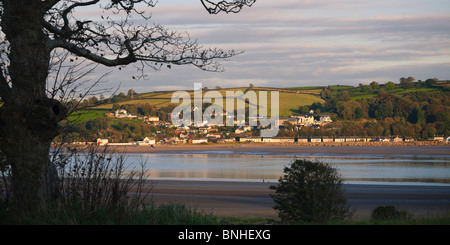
[73,0,450,93]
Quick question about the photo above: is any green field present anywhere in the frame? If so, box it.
[85,82,448,120]
[69,109,109,123]
[92,87,325,117]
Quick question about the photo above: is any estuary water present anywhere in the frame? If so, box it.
[121,150,450,186]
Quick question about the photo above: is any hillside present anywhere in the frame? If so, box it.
[63,79,449,143]
[91,86,325,117]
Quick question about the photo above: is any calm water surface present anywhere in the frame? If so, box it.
[121,150,450,186]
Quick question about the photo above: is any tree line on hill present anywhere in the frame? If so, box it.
[291,78,449,139]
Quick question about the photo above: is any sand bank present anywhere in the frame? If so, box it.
[146,179,450,219]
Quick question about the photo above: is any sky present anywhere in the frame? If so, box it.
[79,0,450,93]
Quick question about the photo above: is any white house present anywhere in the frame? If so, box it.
[346,136,357,142]
[298,115,315,126]
[145,116,160,122]
[137,137,156,145]
[191,138,208,144]
[319,115,332,125]
[430,135,444,141]
[242,136,262,143]
[297,136,309,142]
[262,137,295,143]
[322,136,333,142]
[235,126,252,134]
[310,136,321,142]
[114,109,128,118]
[97,138,109,145]
[114,109,137,118]
[334,136,346,142]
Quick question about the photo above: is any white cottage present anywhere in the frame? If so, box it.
[137,137,156,145]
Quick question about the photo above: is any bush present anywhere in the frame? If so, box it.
[371,206,408,221]
[270,159,353,223]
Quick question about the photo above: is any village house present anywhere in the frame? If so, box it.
[235,126,252,134]
[297,136,309,142]
[391,136,403,142]
[114,109,137,118]
[145,116,160,122]
[114,109,128,118]
[261,137,295,143]
[334,136,346,142]
[310,136,321,142]
[429,135,445,141]
[136,137,156,145]
[241,136,262,143]
[404,137,415,142]
[377,136,390,142]
[279,137,295,143]
[297,115,315,126]
[354,136,367,142]
[206,133,222,139]
[322,136,333,142]
[319,115,332,125]
[190,138,208,144]
[217,138,236,143]
[167,137,184,144]
[346,136,357,142]
[96,138,109,145]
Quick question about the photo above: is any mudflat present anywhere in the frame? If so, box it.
[145,179,450,219]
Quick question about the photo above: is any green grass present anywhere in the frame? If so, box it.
[68,109,109,122]
[3,202,448,225]
[278,92,324,116]
[395,87,441,94]
[328,85,355,90]
[0,202,221,225]
[90,87,325,118]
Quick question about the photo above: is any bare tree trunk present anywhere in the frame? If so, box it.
[0,1,63,210]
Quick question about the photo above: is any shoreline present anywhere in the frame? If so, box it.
[83,142,450,157]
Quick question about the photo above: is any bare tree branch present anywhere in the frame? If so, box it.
[41,0,247,76]
[200,0,256,14]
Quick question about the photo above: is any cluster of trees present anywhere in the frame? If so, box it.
[335,82,447,138]
[289,79,449,139]
[112,103,176,122]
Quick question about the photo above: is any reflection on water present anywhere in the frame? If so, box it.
[121,151,450,185]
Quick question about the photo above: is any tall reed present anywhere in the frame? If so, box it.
[1,145,154,224]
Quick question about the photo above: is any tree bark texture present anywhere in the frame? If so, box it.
[0,1,62,210]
